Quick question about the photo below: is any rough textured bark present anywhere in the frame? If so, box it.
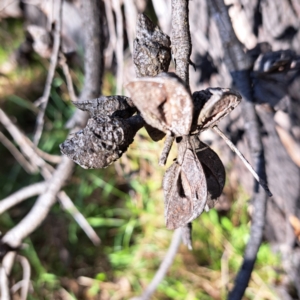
[171,0,192,91]
[154,0,300,298]
[208,0,269,299]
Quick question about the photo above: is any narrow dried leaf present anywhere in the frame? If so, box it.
[192,88,241,131]
[163,162,193,230]
[163,137,207,229]
[190,135,225,208]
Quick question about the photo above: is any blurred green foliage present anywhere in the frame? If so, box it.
[0,17,282,300]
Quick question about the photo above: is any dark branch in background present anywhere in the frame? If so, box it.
[33,0,63,146]
[1,0,104,285]
[208,0,269,299]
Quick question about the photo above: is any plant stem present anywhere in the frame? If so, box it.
[171,0,192,91]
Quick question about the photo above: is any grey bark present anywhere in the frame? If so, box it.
[208,0,269,299]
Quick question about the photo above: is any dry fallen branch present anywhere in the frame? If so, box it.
[0,266,10,300]
[112,0,124,94]
[58,191,101,246]
[0,131,36,174]
[0,108,48,170]
[0,182,46,215]
[2,157,74,249]
[0,112,61,166]
[34,0,63,146]
[132,228,182,300]
[16,255,31,300]
[59,52,78,103]
[104,0,117,68]
[0,1,104,294]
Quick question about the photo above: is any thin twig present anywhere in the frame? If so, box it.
[0,111,61,166]
[112,0,124,94]
[0,266,10,300]
[221,246,229,297]
[0,182,46,215]
[0,120,99,244]
[16,255,31,300]
[158,133,174,166]
[132,228,182,300]
[0,108,47,169]
[171,0,192,90]
[59,52,78,102]
[58,191,101,245]
[124,0,137,54]
[104,0,117,68]
[0,131,37,174]
[1,0,104,281]
[152,0,171,34]
[213,126,272,197]
[33,0,63,146]
[34,148,61,164]
[2,157,74,248]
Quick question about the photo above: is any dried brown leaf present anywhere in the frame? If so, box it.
[190,135,225,208]
[192,88,241,132]
[60,115,143,169]
[163,137,207,229]
[126,73,194,137]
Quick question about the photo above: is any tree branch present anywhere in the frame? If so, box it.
[0,266,10,300]
[59,53,78,102]
[16,255,31,300]
[1,0,104,284]
[171,0,192,91]
[208,1,269,299]
[112,0,124,94]
[34,0,63,146]
[132,228,182,300]
[0,131,36,174]
[58,191,101,246]
[0,182,46,215]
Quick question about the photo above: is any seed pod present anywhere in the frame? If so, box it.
[133,14,171,77]
[60,115,144,169]
[126,73,194,137]
[72,95,136,119]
